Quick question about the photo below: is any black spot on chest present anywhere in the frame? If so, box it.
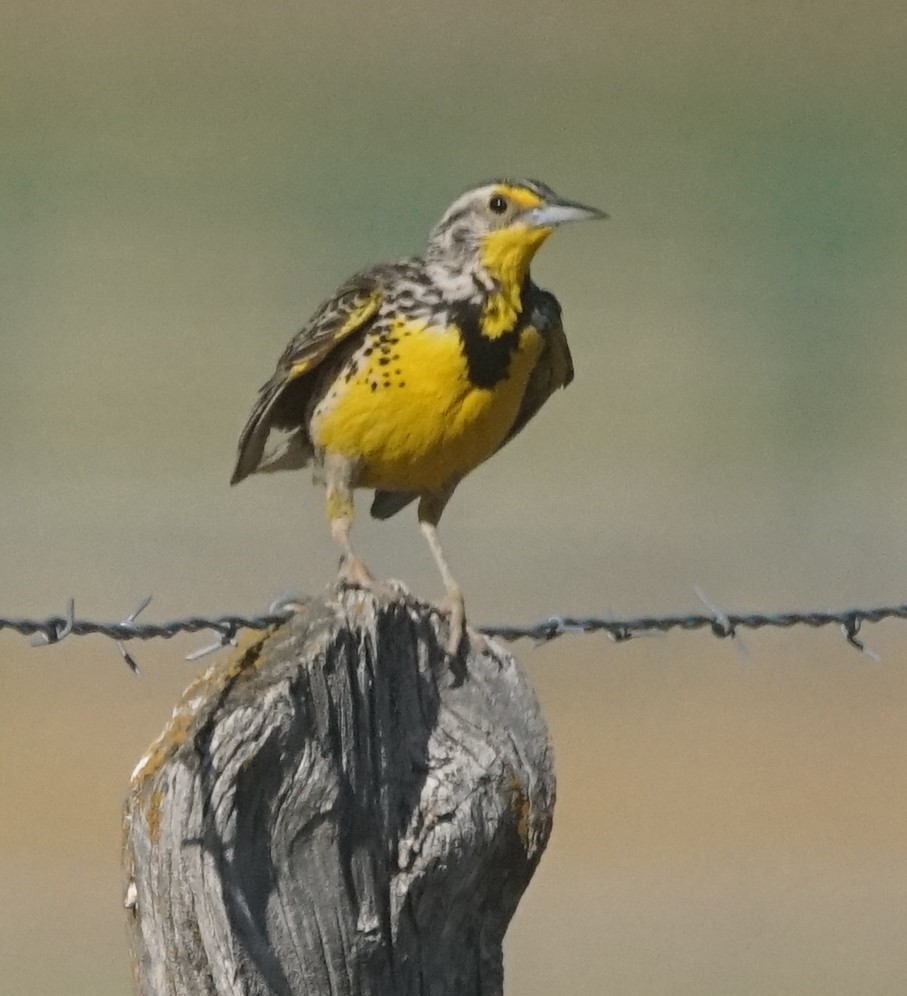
[451,298,532,390]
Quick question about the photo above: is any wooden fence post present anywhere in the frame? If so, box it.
[123,584,555,996]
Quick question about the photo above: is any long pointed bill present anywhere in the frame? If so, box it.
[524,198,608,228]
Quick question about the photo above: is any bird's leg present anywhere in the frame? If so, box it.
[418,492,466,658]
[324,454,373,587]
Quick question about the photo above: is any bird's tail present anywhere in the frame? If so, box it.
[231,377,309,484]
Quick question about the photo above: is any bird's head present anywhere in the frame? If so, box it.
[427,178,606,295]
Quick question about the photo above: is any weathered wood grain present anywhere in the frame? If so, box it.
[123,584,555,996]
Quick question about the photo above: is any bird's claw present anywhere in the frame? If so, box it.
[338,554,375,588]
[435,586,466,660]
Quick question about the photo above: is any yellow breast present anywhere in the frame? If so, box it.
[310,316,543,493]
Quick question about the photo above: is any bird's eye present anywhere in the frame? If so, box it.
[488,194,508,215]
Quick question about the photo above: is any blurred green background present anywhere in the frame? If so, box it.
[3,1,907,992]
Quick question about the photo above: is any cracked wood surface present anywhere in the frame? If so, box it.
[123,585,555,996]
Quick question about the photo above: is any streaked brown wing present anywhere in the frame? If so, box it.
[230,274,382,484]
[276,276,383,381]
[500,289,573,447]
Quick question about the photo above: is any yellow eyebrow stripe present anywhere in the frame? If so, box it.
[496,184,543,211]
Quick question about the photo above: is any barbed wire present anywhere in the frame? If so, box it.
[0,588,901,673]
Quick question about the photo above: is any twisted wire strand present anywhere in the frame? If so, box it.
[2,595,904,669]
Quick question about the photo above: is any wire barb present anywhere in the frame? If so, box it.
[841,615,880,662]
[116,595,154,675]
[185,620,240,663]
[694,585,735,640]
[30,597,75,647]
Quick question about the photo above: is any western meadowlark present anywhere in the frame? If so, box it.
[231,178,605,654]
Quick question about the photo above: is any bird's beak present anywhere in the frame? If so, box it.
[523,196,608,229]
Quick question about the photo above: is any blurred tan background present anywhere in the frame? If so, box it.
[3,1,907,992]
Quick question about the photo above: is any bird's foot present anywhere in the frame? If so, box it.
[466,625,490,657]
[337,554,375,589]
[435,585,467,659]
[337,558,401,603]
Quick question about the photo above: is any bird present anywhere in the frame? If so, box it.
[231,178,605,655]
